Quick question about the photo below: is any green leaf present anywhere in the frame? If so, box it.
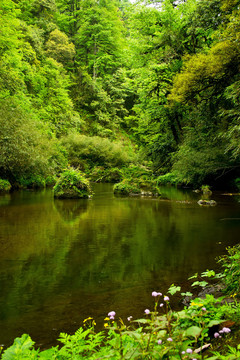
[184,326,202,338]
[2,334,35,360]
[39,348,58,359]
[191,281,208,288]
[168,284,181,295]
[201,270,215,278]
[207,320,224,328]
[176,310,191,319]
[133,318,150,324]
[188,273,198,280]
[181,292,193,297]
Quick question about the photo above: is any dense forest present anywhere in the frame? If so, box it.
[0,0,240,190]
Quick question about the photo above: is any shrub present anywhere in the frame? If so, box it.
[90,167,124,183]
[156,172,182,186]
[0,179,11,192]
[218,245,240,295]
[122,164,153,179]
[0,97,61,185]
[18,175,46,189]
[53,168,92,199]
[171,127,230,187]
[62,133,137,169]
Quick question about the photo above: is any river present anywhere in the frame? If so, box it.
[0,184,239,349]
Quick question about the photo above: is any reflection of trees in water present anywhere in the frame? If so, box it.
[0,187,238,346]
[0,194,11,207]
[54,198,89,223]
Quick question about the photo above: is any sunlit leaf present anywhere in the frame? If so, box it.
[184,326,202,338]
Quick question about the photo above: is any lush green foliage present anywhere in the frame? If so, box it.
[156,172,182,186]
[218,245,240,295]
[0,98,58,186]
[90,167,124,183]
[0,179,11,192]
[62,133,138,171]
[2,0,240,357]
[1,0,240,188]
[53,168,92,199]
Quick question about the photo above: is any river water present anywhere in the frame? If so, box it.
[0,184,239,349]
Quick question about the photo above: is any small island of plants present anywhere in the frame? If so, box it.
[53,168,92,199]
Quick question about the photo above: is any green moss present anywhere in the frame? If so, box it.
[0,179,11,192]
[53,168,92,199]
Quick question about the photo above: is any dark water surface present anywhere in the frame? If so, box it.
[0,184,240,349]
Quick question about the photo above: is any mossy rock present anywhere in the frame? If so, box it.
[113,181,141,196]
[53,168,92,199]
[0,179,11,192]
[113,179,160,197]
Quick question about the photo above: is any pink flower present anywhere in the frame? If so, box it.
[159,303,164,307]
[108,311,116,320]
[152,291,162,297]
[222,327,231,333]
[186,348,192,354]
[202,307,206,311]
[164,296,169,301]
[214,332,220,338]
[127,316,133,321]
[157,339,162,345]
[145,309,150,314]
[167,337,173,342]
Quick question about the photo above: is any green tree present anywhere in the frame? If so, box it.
[167,3,240,185]
[0,97,55,185]
[45,28,75,65]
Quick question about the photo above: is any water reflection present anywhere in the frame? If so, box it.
[0,185,239,348]
[54,199,89,224]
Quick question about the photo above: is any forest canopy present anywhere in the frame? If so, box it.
[0,0,239,189]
